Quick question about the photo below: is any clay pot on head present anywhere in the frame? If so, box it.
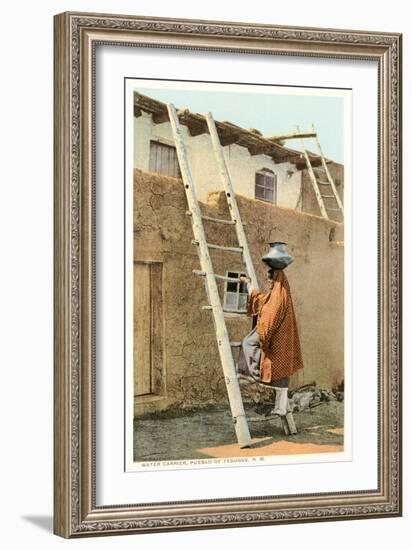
[261,242,294,270]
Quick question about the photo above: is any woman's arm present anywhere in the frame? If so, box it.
[239,276,269,317]
[239,276,257,296]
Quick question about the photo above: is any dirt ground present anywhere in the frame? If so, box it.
[133,400,344,462]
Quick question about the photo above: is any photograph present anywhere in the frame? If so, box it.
[52,11,401,537]
[128,81,350,471]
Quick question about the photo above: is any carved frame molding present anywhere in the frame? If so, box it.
[54,12,402,538]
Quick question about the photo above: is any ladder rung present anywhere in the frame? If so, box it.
[317,180,331,185]
[202,305,247,315]
[185,211,247,226]
[321,194,336,199]
[208,243,243,253]
[327,207,342,212]
[230,341,242,347]
[187,210,231,223]
[201,214,236,225]
[192,270,243,283]
[223,311,248,317]
[237,373,276,390]
[191,240,243,254]
[215,274,242,282]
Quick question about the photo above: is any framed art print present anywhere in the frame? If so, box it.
[53,11,402,537]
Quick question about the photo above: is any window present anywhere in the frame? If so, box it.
[255,169,276,203]
[149,140,181,178]
[223,271,248,312]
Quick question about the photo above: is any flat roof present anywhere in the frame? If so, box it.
[134,91,326,169]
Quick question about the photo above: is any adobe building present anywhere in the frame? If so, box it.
[134,93,344,219]
[133,92,345,417]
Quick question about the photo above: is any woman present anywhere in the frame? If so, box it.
[237,267,304,415]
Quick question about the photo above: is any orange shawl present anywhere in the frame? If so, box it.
[247,270,304,383]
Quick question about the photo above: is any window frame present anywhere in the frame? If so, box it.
[223,271,249,312]
[255,168,277,204]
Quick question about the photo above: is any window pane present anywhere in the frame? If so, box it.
[255,171,275,202]
[255,183,265,200]
[225,293,237,309]
[226,271,238,293]
[264,175,274,189]
[263,174,272,188]
[238,294,248,310]
[265,187,274,202]
[255,173,264,185]
[239,281,248,293]
[225,272,250,310]
[227,281,238,292]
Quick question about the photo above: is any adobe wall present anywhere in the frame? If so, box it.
[134,113,302,208]
[134,169,344,416]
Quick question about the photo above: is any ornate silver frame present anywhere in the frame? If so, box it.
[53,11,402,538]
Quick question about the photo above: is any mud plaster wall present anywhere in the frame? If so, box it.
[134,169,344,416]
[134,113,302,208]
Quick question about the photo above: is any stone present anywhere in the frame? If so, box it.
[292,391,313,411]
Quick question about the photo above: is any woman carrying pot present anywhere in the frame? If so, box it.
[237,242,304,416]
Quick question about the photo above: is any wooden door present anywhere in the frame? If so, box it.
[133,262,164,397]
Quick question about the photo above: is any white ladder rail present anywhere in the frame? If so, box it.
[205,112,259,290]
[311,123,344,217]
[297,126,329,219]
[167,103,252,449]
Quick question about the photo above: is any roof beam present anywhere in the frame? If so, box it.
[152,112,170,124]
[177,109,208,136]
[219,130,244,146]
[265,131,317,141]
[248,143,279,156]
[133,91,331,168]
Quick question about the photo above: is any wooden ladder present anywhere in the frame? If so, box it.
[298,124,344,222]
[167,104,296,447]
